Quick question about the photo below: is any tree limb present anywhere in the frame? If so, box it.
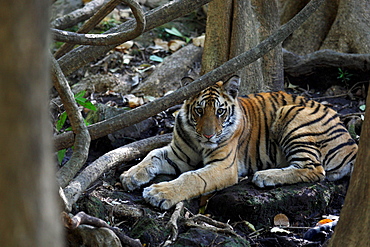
[55,0,124,58]
[283,48,370,77]
[52,0,145,46]
[54,0,326,151]
[63,211,142,247]
[62,133,172,210]
[51,54,91,188]
[57,0,213,77]
[51,0,109,30]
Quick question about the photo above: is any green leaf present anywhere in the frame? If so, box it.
[149,55,164,62]
[56,111,67,131]
[359,104,366,111]
[57,149,67,165]
[165,27,184,38]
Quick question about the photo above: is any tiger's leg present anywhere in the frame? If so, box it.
[252,105,327,188]
[120,145,196,191]
[143,148,239,210]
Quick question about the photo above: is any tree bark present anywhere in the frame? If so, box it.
[200,0,233,75]
[281,0,370,55]
[327,86,370,247]
[202,0,284,94]
[0,0,63,246]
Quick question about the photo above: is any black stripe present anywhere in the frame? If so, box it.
[163,150,181,175]
[204,148,233,166]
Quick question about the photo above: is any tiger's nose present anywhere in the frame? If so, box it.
[203,133,215,139]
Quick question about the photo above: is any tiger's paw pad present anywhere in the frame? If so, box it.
[252,170,284,188]
[143,183,178,210]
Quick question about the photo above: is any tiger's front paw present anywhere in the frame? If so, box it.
[120,165,154,191]
[252,169,285,188]
[143,182,181,210]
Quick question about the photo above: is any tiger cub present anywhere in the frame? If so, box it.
[120,76,357,210]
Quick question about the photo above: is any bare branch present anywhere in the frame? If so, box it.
[283,48,370,77]
[51,54,91,188]
[57,0,213,77]
[51,0,109,30]
[62,134,172,209]
[52,0,145,46]
[54,0,326,151]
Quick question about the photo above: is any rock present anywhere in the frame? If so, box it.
[132,44,202,97]
[67,225,122,247]
[206,180,347,228]
[71,73,133,95]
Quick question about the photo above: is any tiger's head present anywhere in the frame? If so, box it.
[181,76,241,149]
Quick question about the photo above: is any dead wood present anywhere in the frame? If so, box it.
[51,0,108,30]
[283,48,370,77]
[54,0,326,151]
[185,214,242,239]
[52,0,145,46]
[51,55,91,188]
[63,211,142,247]
[57,0,213,77]
[62,133,172,210]
[55,0,126,58]
[163,202,184,246]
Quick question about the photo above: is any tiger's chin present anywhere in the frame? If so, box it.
[200,141,219,149]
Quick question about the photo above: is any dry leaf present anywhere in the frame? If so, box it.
[273,213,290,227]
[168,39,186,52]
[154,38,169,51]
[193,35,205,47]
[115,41,134,52]
[124,94,144,108]
[316,219,333,226]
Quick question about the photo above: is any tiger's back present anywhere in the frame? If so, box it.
[236,91,357,186]
[120,76,357,209]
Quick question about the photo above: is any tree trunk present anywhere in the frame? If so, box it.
[201,0,233,75]
[281,0,370,54]
[202,0,284,94]
[327,87,370,247]
[0,0,63,246]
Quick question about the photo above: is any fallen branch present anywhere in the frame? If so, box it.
[51,54,91,188]
[57,0,213,77]
[163,202,184,246]
[54,0,326,150]
[63,211,142,247]
[51,0,108,30]
[62,133,172,210]
[52,0,145,46]
[185,214,242,239]
[55,0,125,58]
[283,48,370,77]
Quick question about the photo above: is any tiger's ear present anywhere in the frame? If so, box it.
[181,77,194,87]
[223,75,240,98]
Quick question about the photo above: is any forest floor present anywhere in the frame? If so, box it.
[56,7,368,247]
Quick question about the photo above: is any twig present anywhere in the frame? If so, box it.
[62,211,142,247]
[185,214,242,239]
[54,0,326,150]
[162,202,184,246]
[62,134,172,210]
[55,0,135,58]
[51,54,91,188]
[52,0,145,46]
[51,0,109,30]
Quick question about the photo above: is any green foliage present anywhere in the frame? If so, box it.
[337,68,353,84]
[164,27,191,43]
[56,90,96,165]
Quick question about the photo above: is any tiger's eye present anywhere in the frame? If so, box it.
[217,108,225,116]
[195,107,203,115]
